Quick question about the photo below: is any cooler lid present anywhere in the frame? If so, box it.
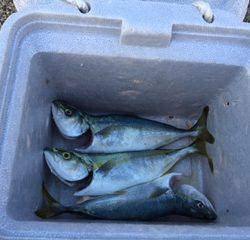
[14,0,249,21]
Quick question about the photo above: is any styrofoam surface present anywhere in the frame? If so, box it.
[13,0,250,21]
[1,0,250,239]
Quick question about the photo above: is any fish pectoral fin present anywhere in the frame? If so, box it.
[111,190,127,195]
[149,188,167,199]
[97,159,127,176]
[36,183,67,219]
[76,196,94,204]
[93,125,114,136]
[95,125,126,137]
[42,182,58,205]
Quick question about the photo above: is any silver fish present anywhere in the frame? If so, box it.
[52,100,215,153]
[44,139,213,197]
[43,147,92,187]
[36,173,217,220]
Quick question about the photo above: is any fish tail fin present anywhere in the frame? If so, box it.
[192,139,214,173]
[35,184,70,219]
[190,106,215,144]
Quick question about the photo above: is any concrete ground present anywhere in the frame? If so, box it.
[0,0,16,26]
[0,1,250,26]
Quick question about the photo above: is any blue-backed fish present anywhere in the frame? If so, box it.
[36,173,217,221]
[44,139,213,197]
[52,100,215,153]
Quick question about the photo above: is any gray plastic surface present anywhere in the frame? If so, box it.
[13,0,250,21]
[1,0,250,239]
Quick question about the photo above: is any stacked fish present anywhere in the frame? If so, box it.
[36,100,217,221]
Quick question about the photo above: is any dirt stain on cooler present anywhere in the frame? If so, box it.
[26,134,31,148]
[119,90,140,97]
[132,79,144,84]
[233,175,242,190]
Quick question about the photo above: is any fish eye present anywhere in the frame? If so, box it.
[63,152,71,160]
[65,109,73,116]
[197,201,204,209]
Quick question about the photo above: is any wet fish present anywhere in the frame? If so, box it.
[52,100,215,153]
[44,139,213,197]
[36,173,217,220]
[43,147,93,187]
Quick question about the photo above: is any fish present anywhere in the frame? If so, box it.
[52,100,215,153]
[44,139,213,197]
[35,173,217,220]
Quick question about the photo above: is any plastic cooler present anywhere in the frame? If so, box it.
[0,0,250,239]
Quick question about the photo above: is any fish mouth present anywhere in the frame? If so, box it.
[43,148,55,163]
[207,210,217,220]
[51,103,61,128]
[206,197,217,220]
[51,102,71,137]
[43,148,58,173]
[51,102,60,118]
